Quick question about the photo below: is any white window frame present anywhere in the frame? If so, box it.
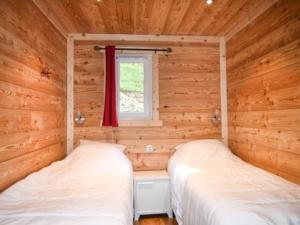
[116,53,153,121]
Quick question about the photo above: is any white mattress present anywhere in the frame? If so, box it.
[0,144,133,225]
[168,140,300,225]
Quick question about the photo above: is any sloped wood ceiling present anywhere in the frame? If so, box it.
[33,0,277,39]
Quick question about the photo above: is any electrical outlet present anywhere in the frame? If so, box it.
[145,145,154,153]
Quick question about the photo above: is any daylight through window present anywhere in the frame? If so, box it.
[116,54,152,120]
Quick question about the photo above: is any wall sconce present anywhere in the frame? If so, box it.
[211,109,221,124]
[75,110,85,125]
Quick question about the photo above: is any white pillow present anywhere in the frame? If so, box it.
[169,139,234,172]
[79,139,127,152]
[175,139,224,152]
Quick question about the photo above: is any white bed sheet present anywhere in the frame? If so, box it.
[168,140,300,225]
[0,144,133,225]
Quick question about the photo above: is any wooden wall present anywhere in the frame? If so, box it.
[74,40,221,170]
[227,0,300,184]
[0,0,67,191]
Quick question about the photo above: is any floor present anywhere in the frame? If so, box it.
[134,215,178,225]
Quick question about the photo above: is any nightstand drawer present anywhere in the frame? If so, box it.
[136,180,170,213]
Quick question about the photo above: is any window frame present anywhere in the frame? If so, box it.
[116,53,153,121]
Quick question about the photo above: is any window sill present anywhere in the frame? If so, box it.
[118,120,163,127]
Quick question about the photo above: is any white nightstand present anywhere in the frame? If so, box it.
[133,170,172,221]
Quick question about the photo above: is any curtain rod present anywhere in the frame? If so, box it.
[94,46,172,53]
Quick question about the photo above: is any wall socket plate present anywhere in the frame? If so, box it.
[145,145,154,153]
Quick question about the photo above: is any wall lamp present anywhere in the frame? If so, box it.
[211,109,221,124]
[75,110,86,125]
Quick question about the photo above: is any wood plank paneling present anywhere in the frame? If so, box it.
[0,0,67,191]
[33,0,277,37]
[74,41,221,170]
[227,0,300,184]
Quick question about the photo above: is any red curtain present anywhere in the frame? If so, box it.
[102,46,118,127]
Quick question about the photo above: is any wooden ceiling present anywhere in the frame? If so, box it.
[32,0,278,39]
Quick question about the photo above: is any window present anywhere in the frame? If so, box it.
[116,54,153,121]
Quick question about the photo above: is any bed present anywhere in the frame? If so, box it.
[168,139,300,225]
[0,141,133,225]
